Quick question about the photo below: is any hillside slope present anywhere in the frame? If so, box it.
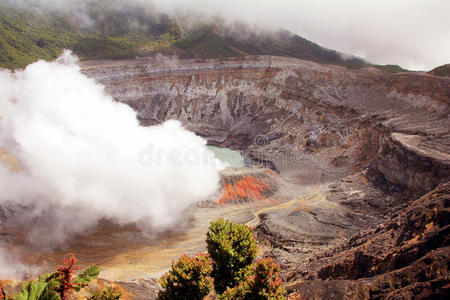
[429,63,450,77]
[0,3,367,69]
[0,2,177,69]
[170,25,365,66]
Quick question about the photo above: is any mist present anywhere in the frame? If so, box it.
[0,50,222,259]
[0,248,37,278]
[141,0,450,70]
[143,0,450,70]
[6,0,450,70]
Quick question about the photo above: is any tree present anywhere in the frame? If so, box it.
[158,219,285,299]
[205,218,257,293]
[158,253,213,300]
[218,257,286,300]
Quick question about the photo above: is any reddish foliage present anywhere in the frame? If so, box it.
[251,257,285,296]
[220,257,286,298]
[158,252,213,299]
[0,284,5,300]
[56,255,81,300]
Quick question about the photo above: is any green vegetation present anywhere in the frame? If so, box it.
[158,218,286,299]
[0,2,178,69]
[173,24,366,67]
[0,2,368,70]
[9,273,61,300]
[429,63,450,77]
[0,220,283,299]
[373,64,408,73]
[219,258,286,300]
[174,25,243,59]
[0,8,77,69]
[158,253,214,300]
[2,2,417,73]
[206,218,258,294]
[3,255,99,300]
[89,286,122,300]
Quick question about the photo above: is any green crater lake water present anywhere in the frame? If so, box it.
[207,146,245,168]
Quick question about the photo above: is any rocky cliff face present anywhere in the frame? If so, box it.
[286,182,450,299]
[376,133,450,194]
[83,56,449,191]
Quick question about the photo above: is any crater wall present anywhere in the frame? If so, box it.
[83,56,450,193]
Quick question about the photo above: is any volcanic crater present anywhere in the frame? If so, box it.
[1,55,449,298]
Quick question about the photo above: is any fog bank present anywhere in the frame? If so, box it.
[9,0,450,70]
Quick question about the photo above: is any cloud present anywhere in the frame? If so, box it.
[7,0,449,70]
[0,51,222,254]
[147,0,450,70]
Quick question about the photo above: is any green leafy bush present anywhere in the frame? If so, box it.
[9,273,60,300]
[205,218,257,293]
[3,256,99,300]
[219,257,286,300]
[157,219,285,299]
[158,253,213,300]
[89,286,122,300]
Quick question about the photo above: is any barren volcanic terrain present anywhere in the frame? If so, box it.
[81,56,450,298]
[1,56,449,298]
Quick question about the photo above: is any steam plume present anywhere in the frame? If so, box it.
[0,51,221,253]
[0,248,37,278]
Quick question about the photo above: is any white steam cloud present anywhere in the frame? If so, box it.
[0,51,221,253]
[0,248,37,279]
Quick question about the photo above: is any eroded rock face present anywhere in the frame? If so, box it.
[286,182,450,299]
[82,56,450,190]
[376,133,450,194]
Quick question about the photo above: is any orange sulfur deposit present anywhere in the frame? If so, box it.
[218,175,276,204]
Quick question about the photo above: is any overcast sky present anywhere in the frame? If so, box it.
[150,0,450,70]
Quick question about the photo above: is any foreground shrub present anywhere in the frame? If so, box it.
[3,255,99,300]
[206,218,257,293]
[219,257,286,300]
[158,253,213,300]
[89,286,122,300]
[8,273,60,300]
